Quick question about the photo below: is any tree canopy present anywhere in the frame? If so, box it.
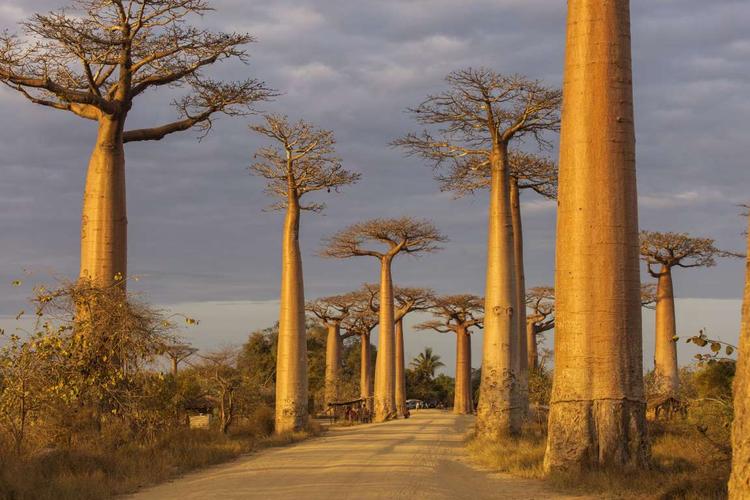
[0,0,274,139]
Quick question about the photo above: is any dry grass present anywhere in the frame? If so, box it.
[0,413,319,500]
[467,417,730,499]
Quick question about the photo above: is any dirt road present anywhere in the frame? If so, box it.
[127,410,575,499]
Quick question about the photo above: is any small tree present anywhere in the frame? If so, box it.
[306,292,361,406]
[250,114,360,433]
[0,0,274,286]
[321,218,445,421]
[164,343,198,377]
[395,68,560,437]
[640,231,738,396]
[416,294,483,414]
[409,348,445,379]
[392,286,435,416]
[525,287,555,370]
[196,348,240,434]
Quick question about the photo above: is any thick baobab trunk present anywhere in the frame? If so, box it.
[80,116,127,286]
[730,214,750,498]
[275,199,308,433]
[360,333,373,411]
[527,321,538,370]
[511,177,529,415]
[395,318,407,417]
[324,323,341,407]
[477,144,520,438]
[544,0,648,472]
[654,265,679,396]
[454,327,473,414]
[374,257,397,421]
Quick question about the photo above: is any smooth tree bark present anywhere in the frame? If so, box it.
[416,294,483,414]
[393,287,435,416]
[545,0,648,472]
[395,69,560,437]
[251,116,360,433]
[321,218,445,422]
[730,212,750,498]
[0,0,274,286]
[640,231,737,397]
[306,292,361,406]
[431,150,557,414]
[525,287,555,370]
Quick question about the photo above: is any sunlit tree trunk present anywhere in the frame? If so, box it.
[729,213,750,498]
[477,144,520,438]
[80,116,127,286]
[454,326,473,414]
[324,323,341,406]
[511,177,529,415]
[395,318,407,417]
[654,265,679,396]
[527,321,539,370]
[544,0,648,472]
[374,256,397,421]
[275,196,308,433]
[360,333,373,412]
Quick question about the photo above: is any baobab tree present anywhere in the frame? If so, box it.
[416,294,483,414]
[341,301,379,410]
[250,115,360,433]
[321,217,445,421]
[730,211,750,498]
[395,68,561,437]
[545,0,648,471]
[163,343,198,377]
[306,292,361,406]
[640,230,737,397]
[525,287,555,370]
[640,283,657,309]
[424,151,557,412]
[393,286,435,416]
[0,0,274,286]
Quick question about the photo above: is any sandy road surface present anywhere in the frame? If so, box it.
[127,410,577,500]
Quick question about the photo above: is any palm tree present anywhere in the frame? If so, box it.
[410,348,445,380]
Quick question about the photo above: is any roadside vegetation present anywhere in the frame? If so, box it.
[468,359,734,499]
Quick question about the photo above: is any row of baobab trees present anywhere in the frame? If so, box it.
[1,0,749,495]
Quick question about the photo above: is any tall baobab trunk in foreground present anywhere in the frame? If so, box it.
[654,265,679,395]
[455,326,473,414]
[395,319,407,416]
[544,0,648,471]
[80,117,127,285]
[275,198,308,433]
[477,145,520,438]
[324,323,342,405]
[730,213,750,498]
[373,257,397,420]
[510,177,529,415]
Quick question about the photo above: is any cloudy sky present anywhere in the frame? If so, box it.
[1,0,748,374]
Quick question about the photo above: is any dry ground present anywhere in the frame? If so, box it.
[126,410,582,499]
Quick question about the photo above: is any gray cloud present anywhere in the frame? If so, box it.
[0,1,747,358]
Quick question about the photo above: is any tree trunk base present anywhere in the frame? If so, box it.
[543,398,649,473]
[275,401,308,434]
[475,403,520,440]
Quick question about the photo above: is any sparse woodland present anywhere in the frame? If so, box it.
[0,0,748,499]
